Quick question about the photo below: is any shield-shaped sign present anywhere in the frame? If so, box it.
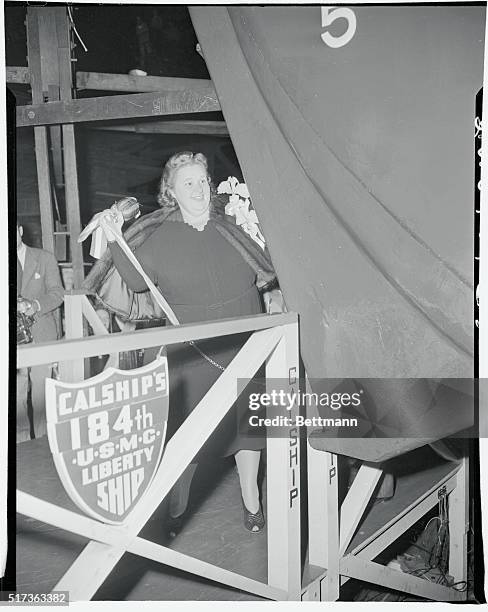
[45,356,169,524]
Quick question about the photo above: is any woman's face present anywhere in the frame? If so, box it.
[171,163,211,217]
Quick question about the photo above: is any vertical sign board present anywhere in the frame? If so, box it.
[45,356,169,524]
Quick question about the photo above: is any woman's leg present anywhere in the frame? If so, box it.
[169,463,198,518]
[235,449,261,513]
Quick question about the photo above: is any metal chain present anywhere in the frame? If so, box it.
[186,340,225,372]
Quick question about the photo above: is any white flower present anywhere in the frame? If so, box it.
[234,199,253,226]
[225,193,243,217]
[218,176,266,249]
[235,182,250,199]
[217,176,239,195]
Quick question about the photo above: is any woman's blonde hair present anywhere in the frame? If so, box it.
[157,151,211,209]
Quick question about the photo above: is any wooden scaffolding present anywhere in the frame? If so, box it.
[8,6,226,287]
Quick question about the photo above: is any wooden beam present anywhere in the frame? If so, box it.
[348,465,460,559]
[128,538,286,601]
[339,463,383,556]
[307,445,329,569]
[76,71,217,96]
[319,452,340,600]
[54,327,282,600]
[340,555,464,601]
[354,474,457,563]
[59,293,84,383]
[26,9,55,253]
[266,324,302,598]
[18,311,297,368]
[448,456,469,584]
[62,123,85,287]
[17,90,221,127]
[17,491,127,547]
[92,120,229,136]
[306,376,330,569]
[34,8,64,193]
[56,9,85,287]
[18,490,286,600]
[338,470,459,590]
[6,66,30,84]
[32,128,56,253]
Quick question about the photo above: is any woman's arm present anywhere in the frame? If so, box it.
[99,212,158,292]
[108,241,158,292]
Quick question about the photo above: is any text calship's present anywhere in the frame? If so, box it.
[45,356,169,524]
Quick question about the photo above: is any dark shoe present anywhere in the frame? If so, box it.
[242,497,265,533]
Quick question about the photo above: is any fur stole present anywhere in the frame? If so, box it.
[83,197,277,321]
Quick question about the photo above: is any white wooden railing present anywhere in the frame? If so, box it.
[17,293,302,601]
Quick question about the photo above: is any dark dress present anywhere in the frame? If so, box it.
[109,218,265,459]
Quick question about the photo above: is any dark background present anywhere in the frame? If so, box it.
[6,3,242,248]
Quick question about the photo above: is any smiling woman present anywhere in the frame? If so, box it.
[85,150,278,534]
[159,152,212,230]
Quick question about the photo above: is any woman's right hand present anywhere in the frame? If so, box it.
[99,210,124,243]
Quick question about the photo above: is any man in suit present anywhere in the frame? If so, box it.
[17,223,64,439]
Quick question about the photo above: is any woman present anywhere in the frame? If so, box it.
[86,152,277,532]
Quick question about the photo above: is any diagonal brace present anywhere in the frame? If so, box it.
[28,326,282,600]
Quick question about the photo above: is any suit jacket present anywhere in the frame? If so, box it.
[19,246,64,342]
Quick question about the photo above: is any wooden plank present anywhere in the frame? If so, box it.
[354,475,456,564]
[347,463,460,557]
[265,322,301,598]
[319,452,340,601]
[92,120,229,136]
[26,9,46,106]
[6,66,30,84]
[56,11,85,288]
[127,538,286,601]
[58,294,84,383]
[18,312,297,369]
[17,491,285,600]
[448,455,469,585]
[80,295,109,336]
[81,296,118,369]
[55,540,127,600]
[62,124,84,287]
[76,71,217,96]
[16,369,31,442]
[340,555,464,601]
[339,466,459,590]
[307,445,329,569]
[32,128,55,253]
[26,9,55,252]
[53,327,282,600]
[37,9,61,95]
[339,463,383,556]
[36,9,64,194]
[306,375,330,569]
[46,14,63,189]
[16,89,221,127]
[17,491,126,547]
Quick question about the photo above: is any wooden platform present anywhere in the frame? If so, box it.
[17,437,267,600]
[17,439,459,600]
[347,446,460,554]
